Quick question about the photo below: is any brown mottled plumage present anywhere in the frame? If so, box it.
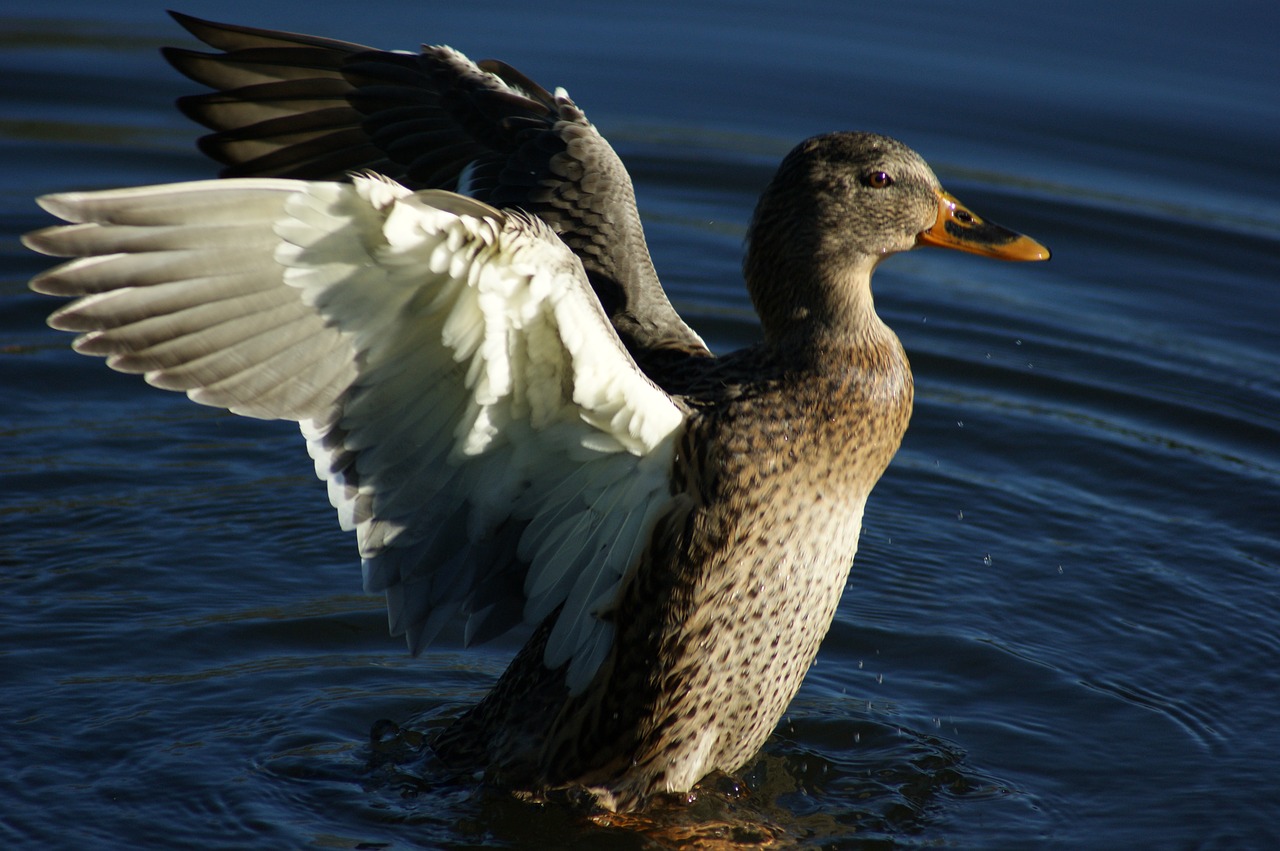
[25,15,1049,815]
[433,133,1042,810]
[440,339,912,811]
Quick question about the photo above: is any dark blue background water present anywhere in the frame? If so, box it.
[3,1,1278,847]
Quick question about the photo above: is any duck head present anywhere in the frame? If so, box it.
[744,131,1048,343]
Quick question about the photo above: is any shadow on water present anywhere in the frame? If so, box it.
[350,708,1024,849]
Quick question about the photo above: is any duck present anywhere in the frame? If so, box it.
[23,13,1049,813]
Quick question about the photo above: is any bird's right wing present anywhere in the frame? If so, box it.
[25,174,687,692]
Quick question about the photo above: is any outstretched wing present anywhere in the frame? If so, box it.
[163,12,710,367]
[25,175,686,691]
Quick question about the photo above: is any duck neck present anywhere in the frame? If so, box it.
[745,243,894,363]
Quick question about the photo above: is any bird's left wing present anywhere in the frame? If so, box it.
[24,174,686,690]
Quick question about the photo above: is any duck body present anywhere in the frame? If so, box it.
[440,333,913,809]
[24,14,1046,813]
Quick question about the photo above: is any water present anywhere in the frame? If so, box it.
[3,1,1278,847]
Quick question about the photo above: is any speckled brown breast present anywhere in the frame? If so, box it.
[438,332,913,811]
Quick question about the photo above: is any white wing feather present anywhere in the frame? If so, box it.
[25,174,686,692]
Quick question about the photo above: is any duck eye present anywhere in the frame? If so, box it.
[865,171,894,189]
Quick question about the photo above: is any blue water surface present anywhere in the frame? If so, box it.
[2,1,1278,848]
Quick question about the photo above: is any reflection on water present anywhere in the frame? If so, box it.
[2,1,1278,848]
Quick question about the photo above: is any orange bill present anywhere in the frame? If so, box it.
[917,190,1050,261]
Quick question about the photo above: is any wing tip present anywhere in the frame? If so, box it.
[31,193,83,226]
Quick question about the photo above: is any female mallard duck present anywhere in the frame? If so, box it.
[24,13,1048,813]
